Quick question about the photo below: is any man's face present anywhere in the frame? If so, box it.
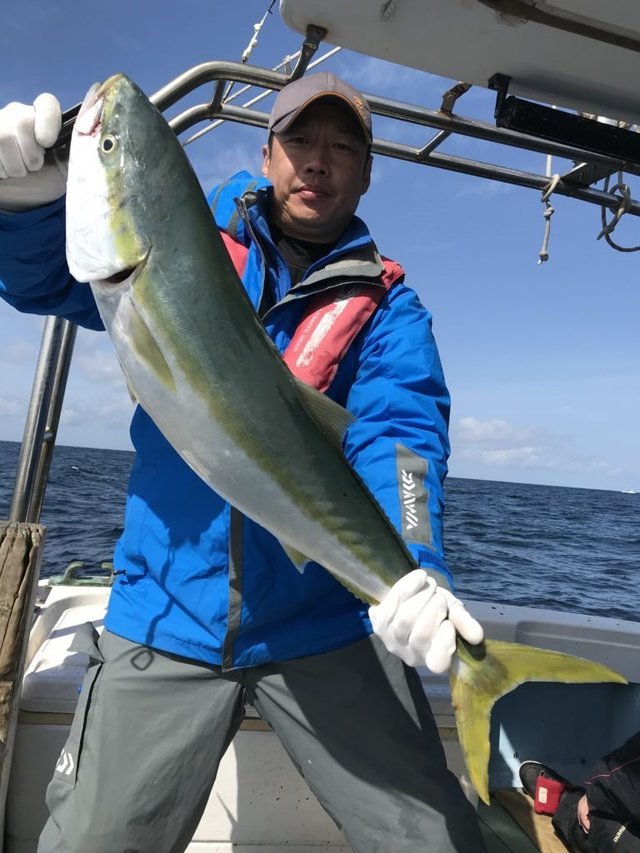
[262,100,372,243]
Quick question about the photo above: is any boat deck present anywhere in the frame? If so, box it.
[481,791,569,852]
[11,584,635,853]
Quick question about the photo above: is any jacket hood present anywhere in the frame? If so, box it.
[207,170,376,262]
[207,170,270,241]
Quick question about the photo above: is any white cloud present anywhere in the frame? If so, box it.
[61,393,134,431]
[452,415,628,482]
[457,416,542,446]
[2,339,39,364]
[188,135,264,192]
[0,394,26,419]
[453,179,514,200]
[480,446,557,469]
[577,459,625,480]
[72,332,128,388]
[453,416,563,471]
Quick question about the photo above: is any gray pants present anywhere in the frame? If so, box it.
[38,627,485,853]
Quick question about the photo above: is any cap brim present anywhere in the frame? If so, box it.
[270,92,371,141]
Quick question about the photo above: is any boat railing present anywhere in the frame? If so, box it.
[9,318,76,525]
[159,64,640,214]
[10,24,640,526]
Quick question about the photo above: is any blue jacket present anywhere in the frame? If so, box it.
[0,171,452,668]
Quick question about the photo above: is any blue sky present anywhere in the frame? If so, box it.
[1,0,639,491]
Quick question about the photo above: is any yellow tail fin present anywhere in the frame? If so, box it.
[449,638,628,804]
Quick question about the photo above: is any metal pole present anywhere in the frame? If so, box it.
[9,316,78,524]
[169,101,640,216]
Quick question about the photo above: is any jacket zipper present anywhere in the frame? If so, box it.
[220,196,386,669]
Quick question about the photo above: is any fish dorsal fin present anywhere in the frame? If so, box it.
[279,542,370,603]
[293,377,355,450]
[280,540,312,574]
[450,638,628,805]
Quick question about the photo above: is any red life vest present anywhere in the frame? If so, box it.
[220,230,405,392]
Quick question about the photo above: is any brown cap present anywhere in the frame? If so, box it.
[268,71,372,142]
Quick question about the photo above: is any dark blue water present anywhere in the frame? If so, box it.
[0,440,638,622]
[444,477,639,622]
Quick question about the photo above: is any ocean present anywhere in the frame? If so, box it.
[0,439,638,622]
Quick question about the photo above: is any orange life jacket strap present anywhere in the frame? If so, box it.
[220,230,404,392]
[220,230,250,279]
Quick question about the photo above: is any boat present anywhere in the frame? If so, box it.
[2,1,640,851]
[281,0,640,125]
[4,581,639,852]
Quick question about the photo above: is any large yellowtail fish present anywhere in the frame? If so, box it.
[65,75,627,805]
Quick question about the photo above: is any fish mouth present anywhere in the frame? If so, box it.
[99,249,150,288]
[104,267,138,284]
[74,75,125,138]
[74,82,105,138]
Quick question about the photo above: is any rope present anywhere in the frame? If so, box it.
[241,1,277,63]
[221,2,277,105]
[182,45,342,147]
[597,172,640,252]
[538,171,561,264]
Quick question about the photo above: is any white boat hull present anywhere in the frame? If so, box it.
[281,0,640,125]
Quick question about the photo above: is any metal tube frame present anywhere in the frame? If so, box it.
[9,317,77,524]
[13,43,640,525]
[153,61,640,208]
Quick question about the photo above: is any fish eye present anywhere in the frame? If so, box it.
[101,134,117,154]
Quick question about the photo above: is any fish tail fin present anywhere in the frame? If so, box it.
[450,639,628,805]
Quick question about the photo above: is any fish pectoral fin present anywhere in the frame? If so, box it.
[127,299,176,392]
[294,378,355,450]
[115,363,138,404]
[125,381,138,404]
[281,540,312,574]
[450,639,628,806]
[112,353,138,403]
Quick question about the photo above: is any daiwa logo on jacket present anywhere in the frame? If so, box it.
[396,444,433,547]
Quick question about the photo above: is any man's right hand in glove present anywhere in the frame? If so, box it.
[0,93,67,211]
[369,569,484,674]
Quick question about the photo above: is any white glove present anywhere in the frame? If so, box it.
[0,93,67,211]
[369,569,484,674]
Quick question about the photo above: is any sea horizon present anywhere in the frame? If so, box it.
[0,437,633,495]
[1,440,638,623]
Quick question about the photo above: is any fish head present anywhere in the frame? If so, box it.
[66,73,170,285]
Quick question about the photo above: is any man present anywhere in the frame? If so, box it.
[0,72,486,852]
[520,731,640,851]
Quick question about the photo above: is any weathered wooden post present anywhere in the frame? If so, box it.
[0,522,46,839]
